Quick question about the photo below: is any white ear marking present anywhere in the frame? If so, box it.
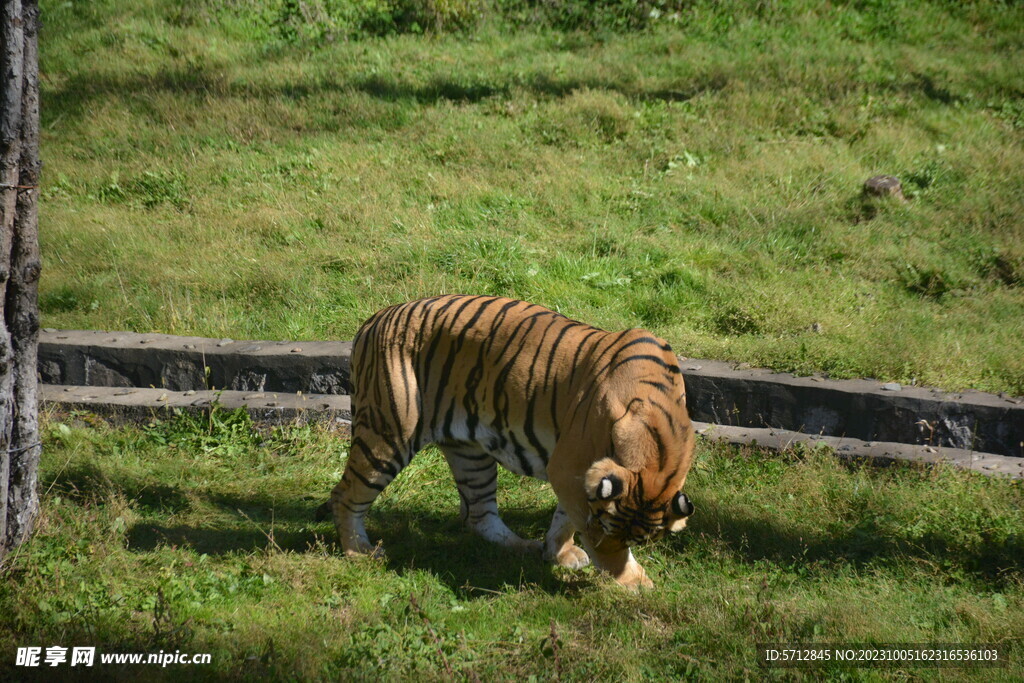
[598,478,612,499]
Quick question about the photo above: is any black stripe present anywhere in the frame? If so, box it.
[610,354,682,376]
[645,422,667,469]
[521,394,550,464]
[590,335,663,380]
[348,466,386,492]
[506,431,535,477]
[456,470,498,492]
[640,379,671,394]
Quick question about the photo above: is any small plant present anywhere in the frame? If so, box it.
[711,304,762,336]
[897,262,960,298]
[974,247,1023,288]
[96,170,189,210]
[143,404,257,456]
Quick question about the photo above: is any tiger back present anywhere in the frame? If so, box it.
[330,295,696,588]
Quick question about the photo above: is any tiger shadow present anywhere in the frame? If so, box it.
[124,490,1024,593]
[44,461,571,593]
[122,487,574,595]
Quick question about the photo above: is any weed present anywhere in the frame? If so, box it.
[897,262,960,299]
[96,170,190,210]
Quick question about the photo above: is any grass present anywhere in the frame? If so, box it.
[0,408,1021,679]
[35,0,1024,395]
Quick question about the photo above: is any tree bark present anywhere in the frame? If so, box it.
[0,0,40,562]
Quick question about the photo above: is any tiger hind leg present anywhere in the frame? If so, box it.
[544,504,590,569]
[331,425,415,558]
[441,446,542,554]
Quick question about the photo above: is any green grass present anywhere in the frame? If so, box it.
[36,0,1024,394]
[0,409,1021,679]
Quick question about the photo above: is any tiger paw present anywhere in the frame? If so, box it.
[614,564,654,591]
[549,544,590,569]
[343,540,386,560]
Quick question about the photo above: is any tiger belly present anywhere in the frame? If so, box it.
[431,418,553,482]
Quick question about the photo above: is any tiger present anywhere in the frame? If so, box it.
[328,294,696,589]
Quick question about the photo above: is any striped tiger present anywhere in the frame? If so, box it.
[329,295,696,589]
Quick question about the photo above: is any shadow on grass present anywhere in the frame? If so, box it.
[45,459,563,593]
[672,498,1024,588]
[48,460,1022,592]
[42,460,572,593]
[44,460,193,512]
[43,63,728,130]
[125,499,565,595]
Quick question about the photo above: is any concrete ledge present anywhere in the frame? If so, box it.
[38,329,1024,458]
[41,385,352,425]
[39,387,1019,479]
[39,329,352,395]
[681,359,1024,458]
[691,421,1024,479]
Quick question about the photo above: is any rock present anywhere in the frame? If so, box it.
[84,357,133,388]
[230,370,268,392]
[160,359,205,391]
[39,359,62,384]
[310,372,346,394]
[863,175,905,201]
[881,382,902,391]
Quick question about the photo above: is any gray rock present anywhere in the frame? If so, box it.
[230,370,268,392]
[39,359,62,384]
[84,357,133,388]
[863,175,905,201]
[310,372,346,395]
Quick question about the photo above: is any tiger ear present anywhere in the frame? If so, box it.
[584,458,630,502]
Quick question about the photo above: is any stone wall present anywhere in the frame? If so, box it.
[38,329,1024,458]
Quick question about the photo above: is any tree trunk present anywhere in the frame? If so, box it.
[0,0,40,563]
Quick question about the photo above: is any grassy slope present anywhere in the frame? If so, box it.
[0,412,1020,680]
[37,1,1024,394]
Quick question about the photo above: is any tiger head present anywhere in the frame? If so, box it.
[582,397,695,549]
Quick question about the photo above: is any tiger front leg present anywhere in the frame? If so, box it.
[544,504,590,569]
[582,537,653,590]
